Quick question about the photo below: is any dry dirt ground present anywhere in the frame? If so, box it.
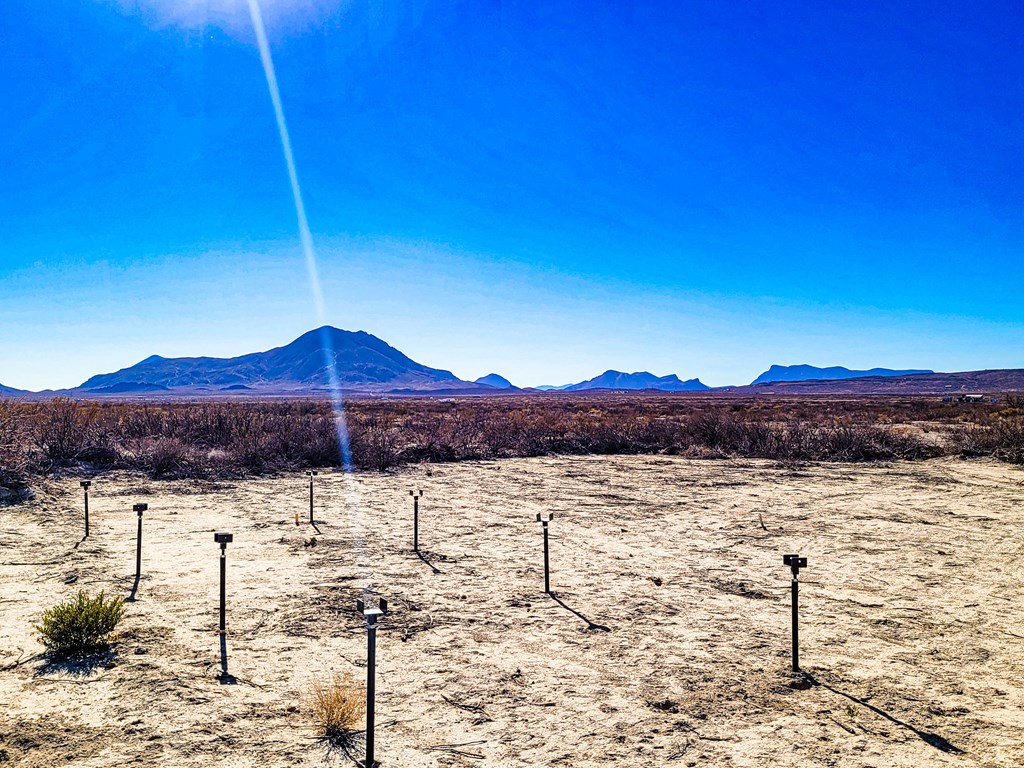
[2,455,1023,767]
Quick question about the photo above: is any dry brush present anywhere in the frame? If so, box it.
[0,394,1020,498]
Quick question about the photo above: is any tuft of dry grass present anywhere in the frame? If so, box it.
[308,672,365,742]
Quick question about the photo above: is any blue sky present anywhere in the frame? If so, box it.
[2,0,1021,390]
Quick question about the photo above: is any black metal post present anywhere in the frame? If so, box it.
[80,481,91,538]
[129,503,147,601]
[410,490,422,552]
[783,554,807,672]
[215,532,233,680]
[536,513,554,594]
[358,597,388,768]
[543,525,550,593]
[366,616,377,765]
[791,574,799,671]
[220,548,226,632]
[135,507,143,579]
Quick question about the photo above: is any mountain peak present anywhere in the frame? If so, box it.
[76,327,466,394]
[288,326,372,349]
[475,373,514,389]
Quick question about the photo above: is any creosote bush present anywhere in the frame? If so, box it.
[35,590,126,657]
[0,400,31,498]
[308,672,365,741]
[949,415,1024,464]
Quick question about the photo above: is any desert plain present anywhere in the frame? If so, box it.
[1,454,1023,767]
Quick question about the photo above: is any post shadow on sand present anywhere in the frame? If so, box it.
[126,572,141,603]
[549,592,611,632]
[414,548,443,575]
[802,673,963,754]
[217,635,236,685]
[319,720,397,767]
[320,730,365,766]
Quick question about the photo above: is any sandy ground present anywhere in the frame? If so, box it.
[1,455,1023,768]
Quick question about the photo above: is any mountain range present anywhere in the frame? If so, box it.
[563,370,708,392]
[0,327,1019,397]
[751,364,932,385]
[733,368,1024,395]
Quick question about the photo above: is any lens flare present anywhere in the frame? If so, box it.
[247,0,369,587]
[109,0,337,36]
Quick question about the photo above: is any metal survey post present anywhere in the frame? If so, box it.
[307,470,318,525]
[214,532,234,680]
[80,481,91,538]
[536,513,555,594]
[357,596,389,768]
[410,490,423,552]
[128,503,147,601]
[783,554,808,672]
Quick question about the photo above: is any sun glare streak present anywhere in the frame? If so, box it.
[246,0,368,585]
[246,0,325,321]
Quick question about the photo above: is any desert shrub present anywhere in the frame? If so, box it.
[1002,393,1024,410]
[686,410,742,450]
[308,672,365,741]
[815,425,882,461]
[35,591,125,657]
[129,437,202,479]
[76,440,120,468]
[0,453,30,498]
[2,394,1022,497]
[990,417,1024,463]
[956,416,1024,464]
[349,414,401,470]
[297,415,344,467]
[31,397,96,467]
[871,426,942,460]
[0,400,31,497]
[947,424,992,457]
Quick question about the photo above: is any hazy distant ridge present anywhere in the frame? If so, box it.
[564,370,709,392]
[8,329,1020,396]
[751,364,933,386]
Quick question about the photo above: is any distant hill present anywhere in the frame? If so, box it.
[74,327,471,395]
[0,383,28,396]
[565,370,709,392]
[474,373,514,389]
[751,364,932,385]
[734,369,1024,395]
[534,384,572,391]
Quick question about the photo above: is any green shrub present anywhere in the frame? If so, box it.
[35,591,125,657]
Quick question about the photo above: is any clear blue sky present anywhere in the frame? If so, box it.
[2,0,1021,390]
